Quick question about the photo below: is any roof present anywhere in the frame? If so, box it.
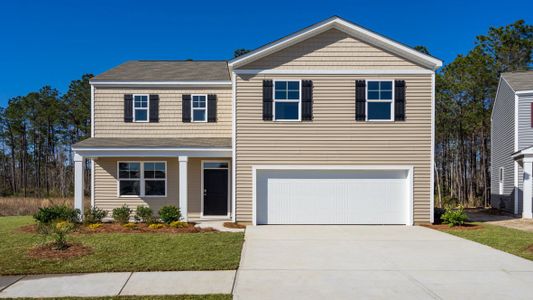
[90,61,230,82]
[72,137,232,149]
[229,16,443,70]
[502,71,533,92]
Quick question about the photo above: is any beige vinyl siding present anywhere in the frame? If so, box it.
[235,74,432,224]
[93,87,232,138]
[241,29,425,70]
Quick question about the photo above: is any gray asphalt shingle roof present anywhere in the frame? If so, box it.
[502,71,533,91]
[91,60,230,82]
[72,138,232,149]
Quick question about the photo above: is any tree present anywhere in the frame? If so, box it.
[233,48,252,58]
[414,45,430,55]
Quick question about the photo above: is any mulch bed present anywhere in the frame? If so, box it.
[422,223,482,231]
[27,243,93,260]
[18,223,218,234]
[223,222,247,229]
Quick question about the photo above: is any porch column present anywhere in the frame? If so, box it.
[74,153,85,218]
[523,159,533,219]
[179,156,188,221]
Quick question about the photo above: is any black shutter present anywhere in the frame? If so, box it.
[263,80,273,121]
[395,80,406,121]
[207,94,217,122]
[301,80,313,121]
[182,94,191,122]
[149,94,159,122]
[124,94,133,122]
[355,80,366,121]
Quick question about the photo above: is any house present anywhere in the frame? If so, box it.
[491,71,533,218]
[72,16,442,225]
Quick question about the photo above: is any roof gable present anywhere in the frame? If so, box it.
[229,16,442,70]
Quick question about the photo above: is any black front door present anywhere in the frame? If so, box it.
[203,168,228,215]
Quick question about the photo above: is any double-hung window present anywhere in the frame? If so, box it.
[192,94,207,122]
[274,80,300,121]
[133,95,149,122]
[118,162,166,197]
[367,81,394,121]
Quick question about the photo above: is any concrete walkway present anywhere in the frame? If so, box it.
[0,271,235,298]
[233,225,533,300]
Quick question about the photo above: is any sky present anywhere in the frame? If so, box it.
[1,0,531,106]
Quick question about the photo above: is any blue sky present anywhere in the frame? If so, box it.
[1,0,531,106]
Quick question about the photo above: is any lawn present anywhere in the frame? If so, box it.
[0,216,244,275]
[439,223,533,261]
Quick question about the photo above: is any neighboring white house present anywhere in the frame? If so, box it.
[491,71,533,218]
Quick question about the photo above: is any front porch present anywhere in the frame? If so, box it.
[72,137,233,222]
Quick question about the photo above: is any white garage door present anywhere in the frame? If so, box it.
[256,169,410,225]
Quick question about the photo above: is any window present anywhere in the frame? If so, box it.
[133,95,149,122]
[118,162,166,197]
[192,95,207,122]
[499,167,504,183]
[367,81,394,121]
[274,80,300,121]
[118,162,141,196]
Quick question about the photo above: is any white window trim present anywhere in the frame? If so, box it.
[499,167,504,194]
[133,94,150,123]
[117,161,167,198]
[200,159,231,218]
[365,80,395,122]
[191,94,208,123]
[273,79,302,122]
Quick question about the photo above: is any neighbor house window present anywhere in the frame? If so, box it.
[118,161,166,197]
[499,167,504,183]
[118,162,141,196]
[133,95,149,122]
[367,81,393,121]
[192,95,207,122]
[274,80,300,121]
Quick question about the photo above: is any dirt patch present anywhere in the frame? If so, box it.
[27,243,92,260]
[526,244,533,253]
[223,222,247,229]
[422,223,482,231]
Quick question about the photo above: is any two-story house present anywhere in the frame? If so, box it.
[72,16,442,225]
[491,71,533,218]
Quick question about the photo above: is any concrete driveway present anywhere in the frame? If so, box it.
[233,225,533,300]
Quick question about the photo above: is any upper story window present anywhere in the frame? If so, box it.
[192,95,207,122]
[367,81,393,121]
[274,80,300,121]
[133,95,149,122]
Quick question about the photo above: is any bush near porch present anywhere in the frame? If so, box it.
[0,216,244,275]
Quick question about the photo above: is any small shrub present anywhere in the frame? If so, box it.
[122,222,137,229]
[441,206,469,227]
[33,205,80,224]
[50,221,75,250]
[87,223,102,230]
[134,206,155,223]
[169,221,189,228]
[148,223,165,230]
[84,207,107,224]
[112,205,131,224]
[158,205,181,224]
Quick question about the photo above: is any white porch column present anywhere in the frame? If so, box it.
[523,159,533,219]
[179,156,188,221]
[74,153,85,218]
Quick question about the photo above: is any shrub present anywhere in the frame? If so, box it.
[441,206,469,227]
[148,223,165,230]
[134,206,155,223]
[122,222,137,230]
[112,205,131,224]
[87,223,102,230]
[84,207,107,224]
[50,221,75,250]
[158,205,181,224]
[33,205,80,224]
[169,221,189,228]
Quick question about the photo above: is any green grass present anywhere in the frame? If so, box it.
[440,223,533,261]
[2,296,231,300]
[0,216,244,275]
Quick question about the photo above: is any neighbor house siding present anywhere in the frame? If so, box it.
[241,29,426,71]
[234,73,433,224]
[93,87,232,138]
[490,80,516,212]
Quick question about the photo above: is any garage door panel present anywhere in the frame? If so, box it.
[257,170,408,225]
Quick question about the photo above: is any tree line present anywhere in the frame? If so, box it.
[0,20,532,208]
